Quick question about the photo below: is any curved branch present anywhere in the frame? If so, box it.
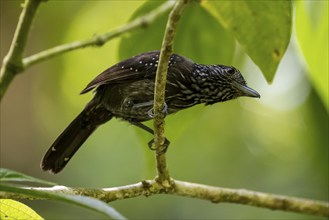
[1,179,328,217]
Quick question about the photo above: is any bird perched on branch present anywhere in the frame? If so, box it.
[41,50,260,174]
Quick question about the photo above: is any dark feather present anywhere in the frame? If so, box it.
[80,51,161,94]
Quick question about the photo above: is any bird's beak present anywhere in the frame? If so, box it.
[233,81,260,98]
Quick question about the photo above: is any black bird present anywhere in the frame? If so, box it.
[41,51,260,174]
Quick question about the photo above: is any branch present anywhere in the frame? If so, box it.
[0,0,175,102]
[22,1,175,68]
[174,181,329,217]
[1,180,328,217]
[0,0,43,101]
[153,0,190,184]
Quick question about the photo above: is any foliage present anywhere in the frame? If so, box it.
[296,1,329,110]
[202,1,292,82]
[0,0,328,219]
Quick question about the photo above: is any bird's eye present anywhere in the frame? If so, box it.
[227,67,236,74]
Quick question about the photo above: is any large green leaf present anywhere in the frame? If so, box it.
[296,1,328,111]
[202,0,292,82]
[119,1,235,64]
[0,199,43,220]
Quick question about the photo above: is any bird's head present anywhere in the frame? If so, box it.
[196,65,260,104]
[219,65,260,98]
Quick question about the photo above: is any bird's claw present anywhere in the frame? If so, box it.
[148,138,170,154]
[147,102,168,118]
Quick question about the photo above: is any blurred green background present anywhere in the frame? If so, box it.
[1,0,328,219]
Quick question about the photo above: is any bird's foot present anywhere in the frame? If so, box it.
[148,138,170,154]
[147,102,168,118]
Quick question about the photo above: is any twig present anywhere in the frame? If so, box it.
[22,1,175,68]
[0,0,42,101]
[1,180,328,217]
[153,0,190,185]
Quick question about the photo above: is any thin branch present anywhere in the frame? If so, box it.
[153,0,190,184]
[22,1,175,68]
[1,180,328,217]
[0,0,43,101]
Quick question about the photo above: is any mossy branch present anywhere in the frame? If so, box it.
[1,179,328,217]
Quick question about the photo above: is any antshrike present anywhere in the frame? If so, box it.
[41,51,260,174]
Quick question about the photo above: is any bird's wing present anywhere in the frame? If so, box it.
[80,51,160,94]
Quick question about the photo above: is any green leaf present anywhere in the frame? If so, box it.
[202,0,292,82]
[0,168,55,186]
[296,1,329,111]
[0,184,126,219]
[119,1,235,64]
[0,199,43,220]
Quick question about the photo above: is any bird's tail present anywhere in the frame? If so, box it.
[41,102,112,174]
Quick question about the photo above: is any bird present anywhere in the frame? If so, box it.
[41,50,260,174]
